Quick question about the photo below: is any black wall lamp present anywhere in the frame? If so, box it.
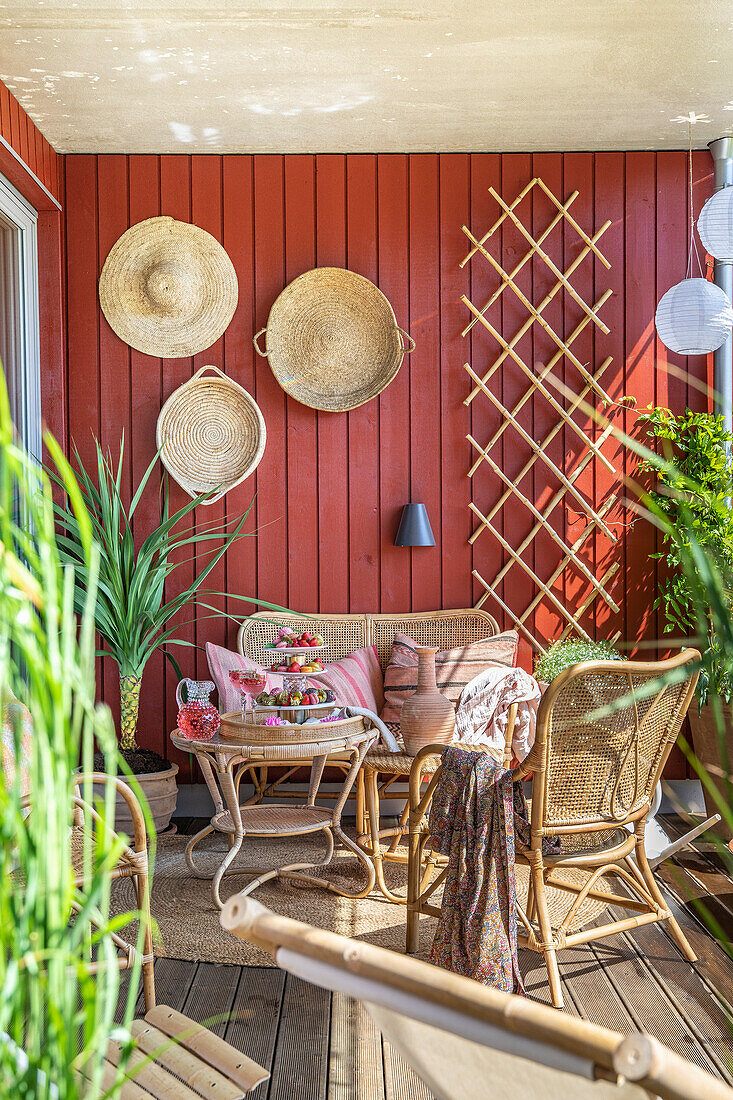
[394,503,435,547]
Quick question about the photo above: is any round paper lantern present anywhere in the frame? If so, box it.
[698,187,733,260]
[654,278,733,355]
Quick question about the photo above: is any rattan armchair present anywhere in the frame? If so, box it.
[407,650,701,1009]
[71,774,269,1098]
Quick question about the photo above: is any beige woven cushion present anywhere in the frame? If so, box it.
[381,631,519,726]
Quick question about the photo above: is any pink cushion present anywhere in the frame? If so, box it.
[381,631,519,726]
[318,646,384,712]
[206,643,278,713]
[207,641,384,714]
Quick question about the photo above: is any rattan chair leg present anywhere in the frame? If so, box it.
[355,770,366,836]
[634,833,697,963]
[406,827,423,954]
[363,767,408,904]
[531,859,564,1009]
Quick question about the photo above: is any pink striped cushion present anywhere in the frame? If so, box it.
[381,631,519,726]
[318,646,384,712]
[206,643,279,713]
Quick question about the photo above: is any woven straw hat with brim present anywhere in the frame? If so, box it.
[99,216,238,358]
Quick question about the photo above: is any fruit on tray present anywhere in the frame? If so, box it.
[255,687,335,707]
[267,627,325,649]
[269,657,324,673]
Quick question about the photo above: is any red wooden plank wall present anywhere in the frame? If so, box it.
[0,78,62,204]
[62,151,714,778]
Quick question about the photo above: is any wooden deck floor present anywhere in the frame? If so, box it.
[135,815,733,1099]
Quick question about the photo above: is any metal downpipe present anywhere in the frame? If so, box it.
[708,137,733,434]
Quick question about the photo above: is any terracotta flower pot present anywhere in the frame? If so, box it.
[92,763,179,835]
[688,703,732,840]
[400,646,455,756]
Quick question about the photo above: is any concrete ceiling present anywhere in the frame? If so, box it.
[2,1,733,154]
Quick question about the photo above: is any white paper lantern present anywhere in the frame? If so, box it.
[654,277,733,355]
[697,187,733,260]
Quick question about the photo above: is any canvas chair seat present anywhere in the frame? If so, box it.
[221,895,733,1100]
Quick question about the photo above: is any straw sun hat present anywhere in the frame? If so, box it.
[99,216,238,358]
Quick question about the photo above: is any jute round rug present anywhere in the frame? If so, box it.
[110,831,438,968]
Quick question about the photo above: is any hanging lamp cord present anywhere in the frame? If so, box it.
[686,119,705,280]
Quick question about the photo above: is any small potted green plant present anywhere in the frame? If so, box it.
[51,439,280,831]
[639,406,733,833]
[534,638,624,688]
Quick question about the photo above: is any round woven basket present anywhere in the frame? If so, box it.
[253,267,414,412]
[219,712,366,744]
[99,216,238,358]
[156,365,266,505]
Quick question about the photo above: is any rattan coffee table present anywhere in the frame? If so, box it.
[170,722,377,910]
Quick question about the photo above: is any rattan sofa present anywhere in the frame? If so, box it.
[237,608,500,672]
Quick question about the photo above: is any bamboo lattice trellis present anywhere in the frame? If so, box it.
[462,177,622,652]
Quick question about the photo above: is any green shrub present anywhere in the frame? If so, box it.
[639,406,733,707]
[534,638,624,685]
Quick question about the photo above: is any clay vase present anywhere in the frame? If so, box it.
[400,646,455,756]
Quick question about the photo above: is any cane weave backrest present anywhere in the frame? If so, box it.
[523,652,699,835]
[238,609,500,672]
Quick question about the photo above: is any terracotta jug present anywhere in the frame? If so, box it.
[400,646,455,755]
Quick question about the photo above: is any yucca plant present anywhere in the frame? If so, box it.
[50,440,276,758]
[0,370,144,1096]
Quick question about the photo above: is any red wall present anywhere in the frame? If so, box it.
[0,80,62,205]
[0,80,66,448]
[58,152,713,778]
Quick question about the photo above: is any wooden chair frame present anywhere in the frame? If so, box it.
[357,704,517,904]
[406,652,701,1009]
[71,773,270,1098]
[221,895,733,1100]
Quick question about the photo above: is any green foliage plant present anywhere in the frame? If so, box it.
[534,638,624,685]
[0,371,144,1097]
[639,406,733,708]
[50,440,285,755]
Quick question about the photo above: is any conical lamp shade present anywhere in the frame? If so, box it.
[395,503,435,546]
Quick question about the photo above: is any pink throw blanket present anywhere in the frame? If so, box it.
[454,666,540,762]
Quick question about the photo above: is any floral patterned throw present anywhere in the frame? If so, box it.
[428,745,527,993]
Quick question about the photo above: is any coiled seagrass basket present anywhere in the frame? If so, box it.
[156,364,266,504]
[253,267,414,412]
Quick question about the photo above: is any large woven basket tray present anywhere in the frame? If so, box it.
[157,364,266,505]
[219,712,366,744]
[253,267,414,412]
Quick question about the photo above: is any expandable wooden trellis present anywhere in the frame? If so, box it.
[462,177,623,651]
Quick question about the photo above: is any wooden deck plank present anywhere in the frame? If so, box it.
[660,815,733,939]
[268,974,330,1100]
[383,1037,434,1100]
[652,851,733,999]
[328,994,385,1100]
[225,969,285,1098]
[181,962,241,1038]
[608,914,733,1083]
[586,926,723,1079]
[552,938,639,1034]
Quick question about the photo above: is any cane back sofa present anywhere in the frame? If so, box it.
[237,609,503,898]
[237,608,500,671]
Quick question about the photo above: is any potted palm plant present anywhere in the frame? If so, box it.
[640,406,733,836]
[51,439,273,831]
